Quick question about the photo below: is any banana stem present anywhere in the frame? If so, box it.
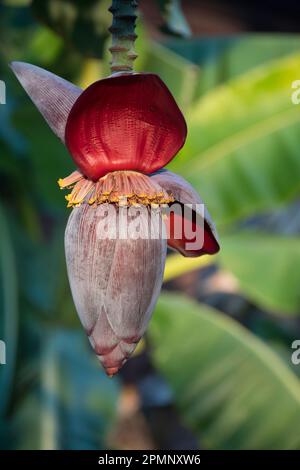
[109,0,138,74]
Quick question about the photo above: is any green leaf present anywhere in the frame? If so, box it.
[13,104,73,208]
[165,35,300,96]
[16,229,67,316]
[219,232,300,316]
[164,232,300,316]
[170,53,300,225]
[2,1,31,5]
[26,27,63,66]
[11,330,120,449]
[143,42,198,110]
[31,0,111,59]
[150,293,300,449]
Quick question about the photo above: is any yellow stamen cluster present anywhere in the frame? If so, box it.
[58,170,174,208]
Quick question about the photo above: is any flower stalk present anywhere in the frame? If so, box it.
[109,0,138,74]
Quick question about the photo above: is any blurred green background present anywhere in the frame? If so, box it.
[1,0,300,450]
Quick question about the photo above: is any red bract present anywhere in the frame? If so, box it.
[65,73,187,180]
[150,170,220,257]
[167,210,220,257]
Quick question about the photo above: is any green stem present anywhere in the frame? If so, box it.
[109,0,138,74]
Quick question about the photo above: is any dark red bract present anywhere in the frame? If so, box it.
[65,73,187,181]
[167,208,220,257]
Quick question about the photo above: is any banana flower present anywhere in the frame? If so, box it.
[11,63,219,375]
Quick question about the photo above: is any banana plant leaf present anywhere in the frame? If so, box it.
[31,0,111,59]
[150,293,300,449]
[6,329,120,450]
[169,52,300,226]
[219,232,300,316]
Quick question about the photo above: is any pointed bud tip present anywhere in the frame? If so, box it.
[10,61,20,77]
[10,61,32,75]
[105,366,120,377]
[9,60,19,69]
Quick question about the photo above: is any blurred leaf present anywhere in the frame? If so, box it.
[26,27,63,66]
[0,4,36,63]
[164,232,300,316]
[10,220,79,327]
[170,53,300,225]
[0,101,27,155]
[158,0,191,38]
[215,35,300,88]
[31,0,111,58]
[150,293,300,449]
[165,35,300,96]
[16,229,66,316]
[13,103,73,207]
[164,253,213,282]
[79,58,103,88]
[219,232,300,316]
[0,203,18,417]
[12,330,119,449]
[2,1,31,5]
[138,41,198,110]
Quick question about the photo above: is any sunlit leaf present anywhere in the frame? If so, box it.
[165,35,300,96]
[170,53,300,225]
[219,232,300,315]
